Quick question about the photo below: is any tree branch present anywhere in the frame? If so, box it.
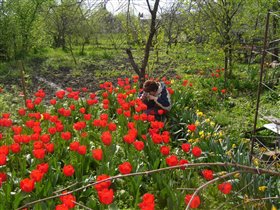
[126,48,140,75]
[17,162,280,210]
[185,170,242,210]
[146,0,152,13]
[230,1,242,20]
[141,0,160,73]
[233,196,280,209]
[73,201,93,210]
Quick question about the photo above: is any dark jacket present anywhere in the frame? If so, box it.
[139,82,171,111]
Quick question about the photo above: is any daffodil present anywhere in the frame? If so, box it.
[241,138,250,144]
[253,158,259,167]
[243,194,249,203]
[259,147,267,153]
[188,139,194,143]
[218,171,227,176]
[226,150,232,157]
[234,173,240,178]
[197,111,204,117]
[258,186,267,192]
[272,205,277,210]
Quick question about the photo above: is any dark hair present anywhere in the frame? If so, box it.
[143,80,158,93]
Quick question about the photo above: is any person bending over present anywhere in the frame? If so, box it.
[139,80,171,118]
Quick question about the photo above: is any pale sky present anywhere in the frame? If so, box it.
[105,0,178,17]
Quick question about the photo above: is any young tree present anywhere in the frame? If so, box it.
[196,0,243,83]
[126,0,160,85]
[160,1,183,54]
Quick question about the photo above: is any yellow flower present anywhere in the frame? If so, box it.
[188,139,194,143]
[195,138,200,143]
[171,79,175,84]
[218,171,227,176]
[210,121,215,127]
[259,147,266,152]
[205,118,210,123]
[209,152,215,156]
[258,186,267,192]
[253,158,259,167]
[234,173,240,178]
[243,194,249,203]
[196,111,204,117]
[232,144,236,149]
[241,138,250,144]
[271,205,277,210]
[199,131,204,137]
[195,120,200,126]
[226,150,232,157]
[40,114,44,121]
[219,131,223,137]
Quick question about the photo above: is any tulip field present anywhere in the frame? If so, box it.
[0,73,279,210]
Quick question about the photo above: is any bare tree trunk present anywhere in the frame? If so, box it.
[126,0,160,86]
[272,8,279,61]
[68,36,77,65]
[224,48,228,85]
[81,41,86,55]
[248,16,259,65]
[229,43,233,77]
[126,0,131,45]
[18,60,27,106]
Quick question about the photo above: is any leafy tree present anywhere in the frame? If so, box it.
[160,1,184,54]
[90,6,126,50]
[0,0,47,60]
[194,0,244,83]
[43,0,83,50]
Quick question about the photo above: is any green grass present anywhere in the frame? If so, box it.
[1,43,279,143]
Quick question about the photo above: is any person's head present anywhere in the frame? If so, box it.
[143,80,158,96]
